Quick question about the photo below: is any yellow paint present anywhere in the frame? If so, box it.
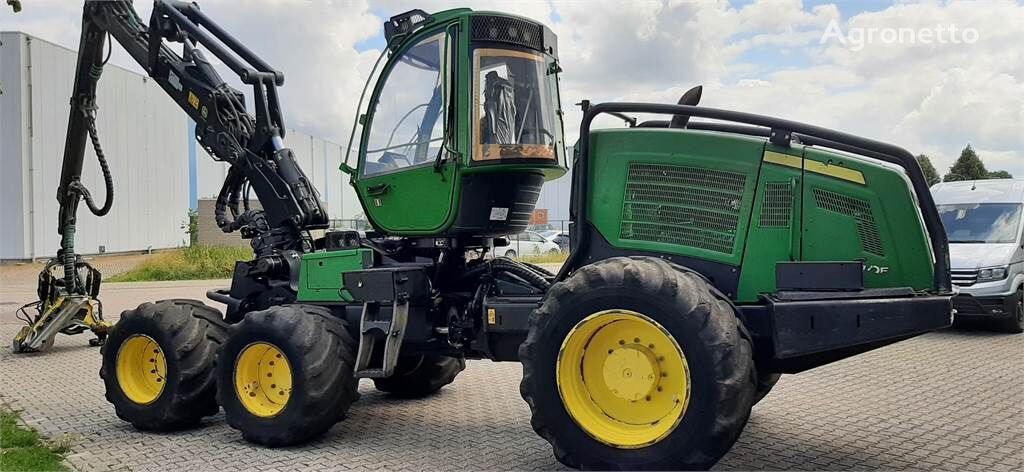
[234,342,292,417]
[487,308,496,325]
[763,151,865,184]
[116,334,167,405]
[556,310,690,449]
[804,159,866,184]
[187,91,200,109]
[763,151,803,170]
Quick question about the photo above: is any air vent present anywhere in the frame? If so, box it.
[812,188,885,256]
[471,15,544,52]
[620,163,746,255]
[759,182,792,228]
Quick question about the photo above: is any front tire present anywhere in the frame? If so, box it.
[373,355,465,398]
[100,299,226,431]
[520,257,757,470]
[216,304,358,447]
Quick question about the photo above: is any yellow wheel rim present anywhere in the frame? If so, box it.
[556,309,690,449]
[234,342,292,418]
[116,334,167,405]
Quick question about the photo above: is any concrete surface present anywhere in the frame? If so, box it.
[1,280,1022,471]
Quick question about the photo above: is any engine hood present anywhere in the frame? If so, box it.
[949,243,1018,269]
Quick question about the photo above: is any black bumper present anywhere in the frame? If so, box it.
[952,293,1015,319]
[744,289,953,373]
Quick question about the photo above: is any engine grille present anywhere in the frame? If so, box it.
[811,187,885,257]
[759,182,793,228]
[951,269,979,287]
[620,163,746,255]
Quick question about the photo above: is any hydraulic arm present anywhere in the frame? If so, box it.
[58,0,328,290]
[15,0,329,352]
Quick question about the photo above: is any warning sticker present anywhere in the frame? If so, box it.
[489,207,509,221]
[187,91,200,109]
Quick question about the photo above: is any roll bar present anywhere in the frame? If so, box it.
[558,102,951,294]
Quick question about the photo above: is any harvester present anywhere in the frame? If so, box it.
[26,1,953,469]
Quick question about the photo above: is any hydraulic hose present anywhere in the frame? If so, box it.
[72,105,114,217]
[460,258,551,291]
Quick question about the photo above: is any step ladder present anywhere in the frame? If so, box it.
[343,266,429,379]
[353,297,409,378]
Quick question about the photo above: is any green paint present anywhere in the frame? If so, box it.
[586,129,764,268]
[296,248,373,303]
[349,10,567,236]
[735,144,803,302]
[588,128,936,302]
[799,147,933,292]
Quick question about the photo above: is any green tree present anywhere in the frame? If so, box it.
[916,154,941,186]
[943,145,988,182]
[988,170,1013,179]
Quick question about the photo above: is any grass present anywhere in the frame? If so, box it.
[107,245,252,282]
[105,244,563,283]
[0,407,69,471]
[516,252,569,265]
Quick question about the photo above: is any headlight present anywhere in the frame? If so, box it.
[977,266,1009,282]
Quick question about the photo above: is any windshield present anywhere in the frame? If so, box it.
[938,203,1023,243]
[473,48,558,161]
[362,32,449,176]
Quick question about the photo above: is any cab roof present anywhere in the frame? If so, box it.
[931,179,1024,204]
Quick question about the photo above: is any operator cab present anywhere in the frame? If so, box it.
[346,9,568,237]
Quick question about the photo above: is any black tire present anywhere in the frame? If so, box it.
[994,289,1024,334]
[505,249,517,258]
[216,304,359,447]
[753,373,781,405]
[520,256,757,470]
[373,355,465,398]
[100,299,226,431]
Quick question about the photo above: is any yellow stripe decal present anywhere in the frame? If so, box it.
[804,160,866,185]
[762,151,865,185]
[763,151,803,170]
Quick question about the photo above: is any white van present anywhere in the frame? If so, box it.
[931,179,1024,333]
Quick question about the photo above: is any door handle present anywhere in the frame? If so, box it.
[366,183,390,196]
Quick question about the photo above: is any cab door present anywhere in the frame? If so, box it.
[354,29,457,234]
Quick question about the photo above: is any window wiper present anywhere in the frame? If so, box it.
[949,240,988,243]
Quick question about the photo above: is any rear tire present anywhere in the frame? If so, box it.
[373,355,465,398]
[505,249,517,258]
[994,289,1023,334]
[520,257,757,470]
[216,304,359,447]
[753,373,781,405]
[100,299,226,431]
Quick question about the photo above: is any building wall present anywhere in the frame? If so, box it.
[0,33,31,259]
[195,198,257,247]
[0,32,190,260]
[1,31,572,260]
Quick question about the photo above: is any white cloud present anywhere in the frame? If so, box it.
[2,0,1020,177]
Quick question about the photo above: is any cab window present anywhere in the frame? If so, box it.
[363,32,449,176]
[473,48,558,162]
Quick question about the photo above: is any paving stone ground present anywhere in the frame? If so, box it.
[1,280,1022,471]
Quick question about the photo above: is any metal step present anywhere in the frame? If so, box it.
[354,300,409,379]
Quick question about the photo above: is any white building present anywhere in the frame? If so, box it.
[1,32,363,260]
[1,31,572,260]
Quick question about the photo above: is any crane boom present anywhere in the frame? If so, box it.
[57,0,328,292]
